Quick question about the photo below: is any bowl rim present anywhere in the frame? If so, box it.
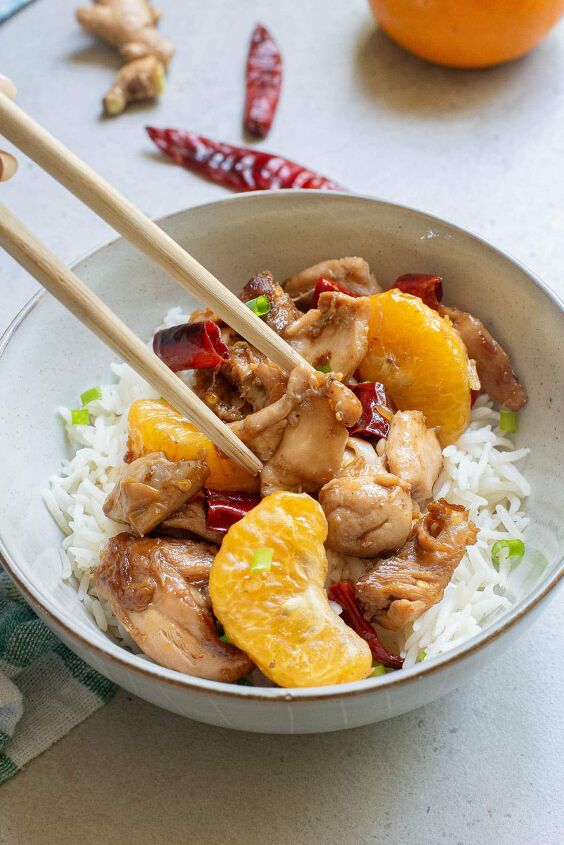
[0,189,562,702]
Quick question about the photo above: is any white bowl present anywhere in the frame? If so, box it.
[0,192,562,734]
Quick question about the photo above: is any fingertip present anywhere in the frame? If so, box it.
[0,75,17,100]
[0,151,18,182]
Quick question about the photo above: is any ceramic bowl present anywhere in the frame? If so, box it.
[0,192,562,734]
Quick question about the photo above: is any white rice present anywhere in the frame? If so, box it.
[44,308,540,672]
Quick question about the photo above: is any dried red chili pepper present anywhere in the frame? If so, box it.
[347,382,393,442]
[328,581,403,669]
[470,388,480,407]
[205,489,261,534]
[244,23,282,138]
[146,128,345,192]
[312,276,359,307]
[153,321,229,371]
[392,274,443,311]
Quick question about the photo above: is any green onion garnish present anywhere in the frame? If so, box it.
[314,361,332,373]
[219,632,231,644]
[370,663,385,677]
[491,538,525,570]
[245,295,271,317]
[499,410,517,433]
[250,547,274,572]
[235,676,254,686]
[71,409,90,426]
[419,650,427,662]
[80,386,102,406]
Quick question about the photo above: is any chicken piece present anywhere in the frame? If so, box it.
[95,533,253,681]
[282,292,372,380]
[355,499,478,631]
[385,411,443,503]
[103,452,209,536]
[239,271,302,335]
[284,256,381,309]
[320,465,413,558]
[193,330,287,423]
[231,364,362,495]
[161,497,223,544]
[439,306,527,411]
[222,339,287,410]
[192,369,250,423]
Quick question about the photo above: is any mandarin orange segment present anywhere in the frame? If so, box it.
[127,399,259,493]
[209,491,372,688]
[358,290,471,446]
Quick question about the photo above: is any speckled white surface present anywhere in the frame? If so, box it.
[0,0,562,841]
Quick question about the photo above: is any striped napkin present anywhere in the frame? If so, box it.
[0,564,116,782]
[0,0,36,24]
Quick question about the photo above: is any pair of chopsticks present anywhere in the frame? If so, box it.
[0,93,304,475]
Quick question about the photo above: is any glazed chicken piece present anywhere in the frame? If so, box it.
[193,330,287,423]
[385,411,443,503]
[284,256,381,309]
[231,364,362,495]
[103,453,209,536]
[282,292,372,380]
[439,305,527,411]
[319,450,413,557]
[355,499,478,631]
[95,533,253,681]
[239,271,302,335]
[161,497,223,544]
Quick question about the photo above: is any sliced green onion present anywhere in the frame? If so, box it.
[370,663,385,677]
[235,676,254,686]
[71,409,90,426]
[314,360,332,374]
[245,295,271,317]
[250,547,274,572]
[419,650,427,662]
[80,386,102,406]
[491,538,525,570]
[219,632,231,644]
[499,410,517,433]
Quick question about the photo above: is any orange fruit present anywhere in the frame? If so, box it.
[127,399,259,493]
[369,0,564,68]
[358,290,471,445]
[209,491,372,687]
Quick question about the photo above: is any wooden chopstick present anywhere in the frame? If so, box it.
[0,203,263,476]
[0,94,304,373]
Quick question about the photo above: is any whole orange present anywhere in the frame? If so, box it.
[368,0,564,68]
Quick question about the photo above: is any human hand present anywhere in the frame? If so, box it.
[0,75,18,182]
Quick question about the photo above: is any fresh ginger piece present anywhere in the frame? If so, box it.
[76,0,174,66]
[76,0,174,114]
[103,55,165,116]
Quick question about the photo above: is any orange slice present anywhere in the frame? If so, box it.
[209,491,372,687]
[358,290,471,445]
[127,399,259,493]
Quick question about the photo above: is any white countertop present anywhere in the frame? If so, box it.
[0,1,562,842]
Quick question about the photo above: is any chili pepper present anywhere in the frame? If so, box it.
[244,23,282,138]
[312,276,359,307]
[205,489,261,534]
[470,388,480,407]
[392,274,443,310]
[328,581,404,669]
[347,382,393,442]
[153,321,229,371]
[146,128,345,192]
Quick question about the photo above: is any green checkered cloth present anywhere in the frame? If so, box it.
[0,564,116,783]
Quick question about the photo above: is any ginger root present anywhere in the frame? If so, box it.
[104,54,165,116]
[76,0,174,115]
